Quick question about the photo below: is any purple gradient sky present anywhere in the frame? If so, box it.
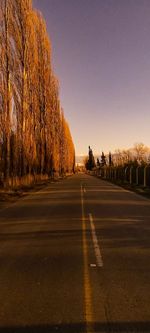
[33,0,150,156]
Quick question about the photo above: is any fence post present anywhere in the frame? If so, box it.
[144,166,147,187]
[124,167,128,182]
[111,167,113,180]
[136,166,139,185]
[106,167,108,179]
[110,167,112,180]
[130,166,133,185]
[109,167,111,179]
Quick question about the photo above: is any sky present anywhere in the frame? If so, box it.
[33,0,150,156]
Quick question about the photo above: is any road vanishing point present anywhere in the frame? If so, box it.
[0,173,150,333]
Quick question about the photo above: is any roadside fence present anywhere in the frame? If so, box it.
[91,166,150,187]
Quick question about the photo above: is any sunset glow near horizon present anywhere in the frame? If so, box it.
[33,0,150,156]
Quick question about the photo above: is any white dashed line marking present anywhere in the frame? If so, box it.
[89,213,103,267]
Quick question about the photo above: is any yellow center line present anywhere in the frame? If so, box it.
[81,185,94,333]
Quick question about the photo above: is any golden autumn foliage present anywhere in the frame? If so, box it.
[0,0,75,186]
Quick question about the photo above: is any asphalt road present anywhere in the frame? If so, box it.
[0,173,150,333]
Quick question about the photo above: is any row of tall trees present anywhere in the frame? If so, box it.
[0,0,75,186]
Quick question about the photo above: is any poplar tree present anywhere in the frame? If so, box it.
[0,0,75,187]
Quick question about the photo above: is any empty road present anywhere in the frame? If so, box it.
[0,173,150,333]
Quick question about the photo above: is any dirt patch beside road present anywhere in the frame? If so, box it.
[0,178,62,211]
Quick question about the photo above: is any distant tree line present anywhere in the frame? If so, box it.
[85,143,150,171]
[0,0,75,187]
[112,143,150,167]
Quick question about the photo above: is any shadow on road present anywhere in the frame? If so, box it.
[0,219,149,251]
[0,321,150,333]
